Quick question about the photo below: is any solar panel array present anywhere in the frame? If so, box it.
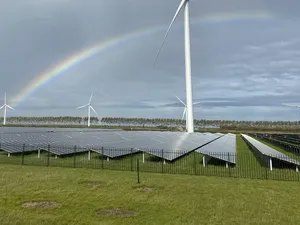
[241,134,300,166]
[196,133,236,164]
[0,126,122,134]
[0,127,225,161]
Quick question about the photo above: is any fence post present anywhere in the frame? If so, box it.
[162,149,164,173]
[193,151,196,175]
[265,156,268,180]
[131,148,133,171]
[101,147,104,169]
[137,158,140,184]
[73,145,76,168]
[228,152,231,177]
[47,144,50,167]
[21,144,25,165]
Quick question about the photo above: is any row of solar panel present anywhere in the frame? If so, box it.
[0,130,237,161]
[0,127,115,133]
[0,144,237,162]
[241,134,300,166]
[0,131,223,151]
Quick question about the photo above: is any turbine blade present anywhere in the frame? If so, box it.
[89,92,93,104]
[6,105,15,110]
[0,105,4,110]
[182,107,186,120]
[90,105,98,116]
[153,0,187,67]
[193,102,201,105]
[282,103,299,107]
[175,95,186,106]
[4,92,6,104]
[76,104,89,109]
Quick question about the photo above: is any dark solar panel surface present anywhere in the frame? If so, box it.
[241,134,300,166]
[196,133,236,164]
[0,127,223,160]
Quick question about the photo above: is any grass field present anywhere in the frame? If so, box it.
[1,164,300,225]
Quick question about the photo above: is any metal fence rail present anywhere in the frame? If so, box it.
[0,143,299,181]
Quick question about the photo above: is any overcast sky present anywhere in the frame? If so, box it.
[1,0,300,121]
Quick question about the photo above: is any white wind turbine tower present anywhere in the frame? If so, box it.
[0,92,15,125]
[154,0,195,133]
[176,96,200,127]
[76,92,98,127]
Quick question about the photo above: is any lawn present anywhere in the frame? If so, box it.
[0,164,300,225]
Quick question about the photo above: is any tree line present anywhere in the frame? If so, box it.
[0,116,300,129]
[0,116,99,124]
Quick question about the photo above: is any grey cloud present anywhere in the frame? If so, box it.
[1,0,300,120]
[157,93,300,109]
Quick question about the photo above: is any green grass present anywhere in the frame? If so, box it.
[1,164,300,225]
[0,135,300,182]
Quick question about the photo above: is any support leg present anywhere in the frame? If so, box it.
[88,151,91,160]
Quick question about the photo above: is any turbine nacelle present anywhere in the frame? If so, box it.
[176,95,200,120]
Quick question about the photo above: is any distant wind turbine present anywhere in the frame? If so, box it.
[0,92,15,125]
[154,0,195,133]
[76,92,98,127]
[176,95,200,121]
[282,103,300,116]
[282,103,300,108]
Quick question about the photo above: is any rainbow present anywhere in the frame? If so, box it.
[12,10,274,107]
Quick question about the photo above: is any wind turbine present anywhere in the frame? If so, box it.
[282,103,300,117]
[176,96,200,127]
[154,0,195,133]
[0,92,15,125]
[76,92,98,127]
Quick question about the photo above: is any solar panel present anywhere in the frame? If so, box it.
[68,131,222,160]
[0,126,121,134]
[0,142,40,153]
[115,131,222,161]
[241,134,300,166]
[0,127,226,161]
[196,133,236,164]
[88,147,140,158]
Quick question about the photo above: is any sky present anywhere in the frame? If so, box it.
[1,0,300,121]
